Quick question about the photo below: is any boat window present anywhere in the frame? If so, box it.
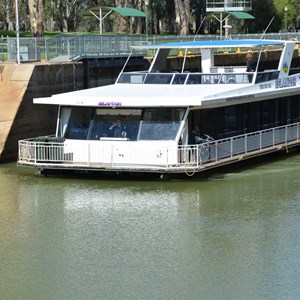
[142,108,185,122]
[219,74,250,84]
[117,73,146,84]
[255,71,279,84]
[144,73,173,84]
[138,108,185,140]
[224,106,237,134]
[138,121,181,140]
[186,74,202,84]
[172,73,188,84]
[89,108,142,141]
[185,74,221,84]
[58,107,72,137]
[64,107,94,139]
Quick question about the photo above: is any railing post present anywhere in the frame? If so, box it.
[260,132,262,150]
[215,141,218,162]
[45,38,48,61]
[87,144,90,166]
[34,143,37,164]
[166,147,169,168]
[111,144,114,167]
[67,40,70,60]
[285,125,287,144]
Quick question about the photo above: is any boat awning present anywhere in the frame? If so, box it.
[131,39,285,50]
[229,12,255,19]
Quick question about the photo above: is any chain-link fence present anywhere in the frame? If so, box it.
[0,36,7,61]
[7,37,44,62]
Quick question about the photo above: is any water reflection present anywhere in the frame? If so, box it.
[1,155,300,299]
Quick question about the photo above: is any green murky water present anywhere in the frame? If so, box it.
[1,155,300,299]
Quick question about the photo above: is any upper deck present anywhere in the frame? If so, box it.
[32,39,300,108]
[206,0,252,12]
[118,39,288,86]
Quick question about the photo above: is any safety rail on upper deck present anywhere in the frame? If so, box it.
[18,122,300,172]
[117,70,280,85]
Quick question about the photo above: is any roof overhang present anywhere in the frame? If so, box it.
[131,39,285,50]
[33,84,237,107]
[229,11,255,19]
[84,6,146,18]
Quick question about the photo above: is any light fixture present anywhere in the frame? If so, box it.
[284,6,288,33]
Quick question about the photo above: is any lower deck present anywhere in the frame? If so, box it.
[18,121,300,176]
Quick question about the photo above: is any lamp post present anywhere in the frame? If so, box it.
[284,6,288,33]
[15,0,20,64]
[144,0,149,43]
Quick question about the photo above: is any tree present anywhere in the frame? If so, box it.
[0,0,14,31]
[27,0,44,36]
[174,0,190,35]
[290,0,300,31]
[190,0,206,34]
[250,0,280,33]
[115,0,129,33]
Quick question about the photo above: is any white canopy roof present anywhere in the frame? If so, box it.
[34,83,246,108]
[131,39,286,50]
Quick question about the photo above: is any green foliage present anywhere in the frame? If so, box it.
[251,0,281,33]
[190,0,206,34]
[0,30,58,38]
[0,0,299,36]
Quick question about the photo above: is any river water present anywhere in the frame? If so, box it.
[1,154,300,300]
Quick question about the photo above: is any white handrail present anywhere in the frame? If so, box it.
[18,121,300,171]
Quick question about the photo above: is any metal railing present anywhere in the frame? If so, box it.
[67,34,147,61]
[18,121,300,171]
[118,71,280,85]
[198,123,300,164]
[1,32,300,62]
[45,34,78,61]
[206,0,252,11]
[7,36,44,62]
[0,36,7,61]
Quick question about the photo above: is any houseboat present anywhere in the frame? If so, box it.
[18,39,300,177]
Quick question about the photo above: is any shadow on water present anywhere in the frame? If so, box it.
[21,147,300,182]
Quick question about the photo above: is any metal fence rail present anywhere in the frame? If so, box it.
[7,37,44,62]
[45,34,146,61]
[67,34,146,61]
[18,121,300,172]
[45,34,79,61]
[206,0,252,11]
[2,32,300,63]
[0,36,7,61]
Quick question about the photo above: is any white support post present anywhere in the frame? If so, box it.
[15,0,20,64]
[99,8,102,35]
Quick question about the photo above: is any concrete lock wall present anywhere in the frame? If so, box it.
[0,62,84,162]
